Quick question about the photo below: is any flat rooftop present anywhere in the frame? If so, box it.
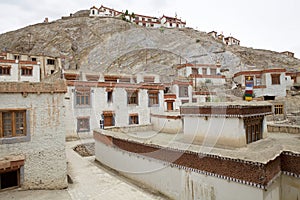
[96,128,300,164]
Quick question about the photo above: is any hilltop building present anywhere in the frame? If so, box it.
[89,5,186,29]
[208,31,241,46]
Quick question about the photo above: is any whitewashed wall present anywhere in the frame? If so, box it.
[94,140,282,200]
[0,93,67,189]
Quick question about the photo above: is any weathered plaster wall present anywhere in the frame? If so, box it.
[0,92,67,189]
[95,140,272,200]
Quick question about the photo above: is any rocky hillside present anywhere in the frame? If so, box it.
[0,14,299,81]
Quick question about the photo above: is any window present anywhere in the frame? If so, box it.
[244,117,263,144]
[202,68,207,75]
[271,74,281,85]
[77,117,90,132]
[0,170,20,190]
[129,114,139,125]
[135,17,139,21]
[21,67,33,76]
[256,78,262,86]
[47,59,55,65]
[274,104,284,115]
[148,91,159,106]
[151,24,154,27]
[31,57,37,62]
[0,110,26,138]
[0,66,11,75]
[107,91,113,103]
[210,68,217,75]
[127,90,138,105]
[75,88,90,106]
[179,86,189,97]
[142,18,145,21]
[192,68,198,75]
[14,55,20,60]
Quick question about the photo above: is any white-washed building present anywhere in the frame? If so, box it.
[132,14,161,28]
[90,5,122,17]
[233,68,287,100]
[63,71,164,138]
[224,36,240,46]
[160,15,186,28]
[0,81,67,190]
[0,59,40,82]
[0,51,62,80]
[177,63,226,86]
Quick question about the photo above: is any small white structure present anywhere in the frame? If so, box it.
[181,102,272,148]
[1,51,62,80]
[224,36,240,46]
[177,63,226,86]
[163,80,193,111]
[233,68,287,100]
[160,15,186,28]
[90,5,122,17]
[64,71,164,138]
[0,81,67,190]
[0,59,40,82]
[132,14,161,28]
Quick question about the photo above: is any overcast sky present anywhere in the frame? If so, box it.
[0,0,299,58]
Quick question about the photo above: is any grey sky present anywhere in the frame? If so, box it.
[0,0,299,58]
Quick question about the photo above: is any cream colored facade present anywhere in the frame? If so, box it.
[64,72,164,138]
[0,81,67,190]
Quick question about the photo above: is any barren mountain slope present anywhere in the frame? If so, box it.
[0,15,299,80]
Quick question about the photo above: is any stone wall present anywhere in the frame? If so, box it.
[267,124,300,134]
[0,84,67,189]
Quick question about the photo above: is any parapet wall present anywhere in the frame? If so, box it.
[94,132,300,200]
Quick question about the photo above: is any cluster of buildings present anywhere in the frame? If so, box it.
[1,48,300,199]
[208,31,241,46]
[89,5,186,29]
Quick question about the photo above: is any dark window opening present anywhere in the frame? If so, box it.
[21,67,33,76]
[264,96,275,101]
[50,70,55,74]
[47,59,55,65]
[31,58,37,62]
[129,115,139,125]
[0,170,19,190]
[107,91,113,103]
[0,66,11,75]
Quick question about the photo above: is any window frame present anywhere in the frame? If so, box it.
[0,65,11,76]
[271,74,281,85]
[129,114,139,125]
[21,66,33,76]
[77,117,90,132]
[148,91,159,107]
[75,87,91,107]
[0,109,27,139]
[127,90,139,105]
[47,59,55,65]
[274,104,284,115]
[179,86,189,97]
